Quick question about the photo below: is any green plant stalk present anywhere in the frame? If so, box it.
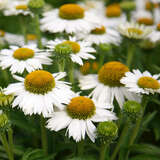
[8,128,14,160]
[77,141,84,157]
[126,43,134,68]
[40,115,48,155]
[110,121,129,160]
[69,62,74,89]
[58,59,65,72]
[0,132,14,160]
[19,16,27,44]
[99,52,105,68]
[99,144,108,160]
[34,14,42,49]
[2,70,9,83]
[125,97,148,160]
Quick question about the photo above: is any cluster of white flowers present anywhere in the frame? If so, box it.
[0,0,160,143]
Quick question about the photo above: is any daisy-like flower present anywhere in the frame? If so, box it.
[118,22,152,39]
[47,95,117,142]
[98,3,127,28]
[0,0,8,10]
[4,70,75,117]
[4,0,31,16]
[148,23,160,42]
[121,69,160,95]
[79,61,141,109]
[0,44,52,74]
[47,37,95,65]
[40,3,100,34]
[77,25,121,45]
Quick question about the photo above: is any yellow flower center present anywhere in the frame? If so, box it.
[80,62,91,75]
[62,41,80,54]
[67,96,96,120]
[59,4,84,20]
[24,70,55,94]
[157,24,160,31]
[27,34,37,41]
[98,61,129,87]
[137,76,160,89]
[137,18,154,26]
[0,30,5,37]
[13,48,34,60]
[127,28,143,35]
[91,26,106,35]
[106,4,121,18]
[145,1,153,10]
[15,5,28,10]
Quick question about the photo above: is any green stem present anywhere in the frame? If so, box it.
[125,96,148,160]
[58,59,65,72]
[2,70,9,83]
[110,121,129,160]
[0,132,14,160]
[77,141,84,157]
[40,116,48,155]
[19,16,27,44]
[34,14,42,49]
[99,52,105,68]
[126,43,134,68]
[99,144,108,160]
[8,128,14,160]
[69,62,74,89]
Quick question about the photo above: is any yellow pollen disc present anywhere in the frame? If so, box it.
[98,61,129,87]
[27,34,37,41]
[67,96,96,120]
[59,4,84,20]
[13,48,34,60]
[92,62,99,72]
[62,41,80,54]
[15,5,28,10]
[24,70,55,94]
[0,30,5,37]
[157,24,160,31]
[137,76,160,89]
[91,26,106,35]
[145,1,153,10]
[80,62,91,75]
[106,4,121,18]
[127,28,143,35]
[137,18,154,26]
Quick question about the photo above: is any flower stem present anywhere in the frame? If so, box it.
[8,128,14,160]
[125,96,148,160]
[99,144,108,160]
[110,121,129,160]
[19,16,28,44]
[58,59,65,72]
[40,115,48,155]
[69,62,74,89]
[77,141,84,157]
[0,132,14,160]
[126,43,134,68]
[34,14,42,49]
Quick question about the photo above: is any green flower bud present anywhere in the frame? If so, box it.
[97,121,118,144]
[99,43,112,52]
[123,101,141,121]
[0,113,8,129]
[120,1,136,12]
[28,0,45,10]
[139,39,156,50]
[0,89,14,107]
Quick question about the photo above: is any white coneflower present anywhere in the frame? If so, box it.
[148,23,160,42]
[4,70,75,117]
[40,3,100,34]
[118,22,152,39]
[47,96,117,142]
[121,69,160,95]
[47,37,95,65]
[0,44,52,74]
[79,61,141,109]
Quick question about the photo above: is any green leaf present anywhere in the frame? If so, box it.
[130,154,160,160]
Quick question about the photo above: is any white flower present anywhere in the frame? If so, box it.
[4,71,75,117]
[118,22,152,39]
[47,37,95,65]
[40,3,100,34]
[0,0,8,10]
[76,25,121,45]
[148,23,160,42]
[4,0,31,16]
[47,95,117,142]
[0,44,52,74]
[79,61,141,109]
[121,69,160,95]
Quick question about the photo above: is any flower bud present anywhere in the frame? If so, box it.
[120,1,136,12]
[99,43,112,52]
[28,0,45,13]
[97,121,118,144]
[0,112,8,129]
